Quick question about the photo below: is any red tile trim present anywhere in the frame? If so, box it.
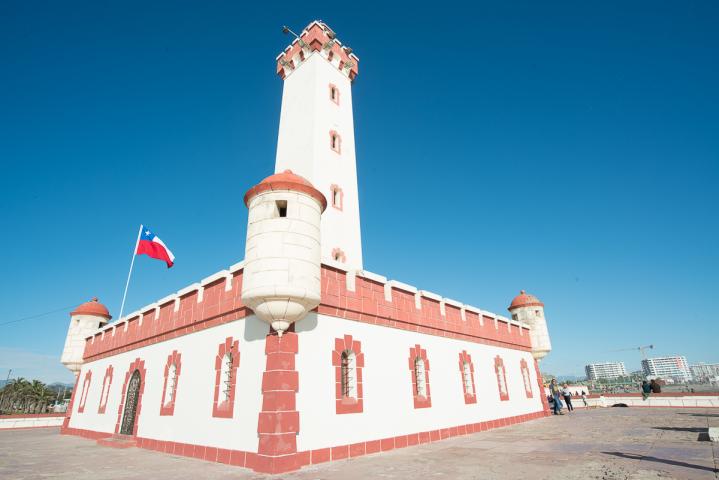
[82,268,531,368]
[160,350,182,416]
[255,329,300,473]
[533,359,551,416]
[77,370,92,413]
[98,365,113,414]
[276,23,359,80]
[114,357,147,436]
[332,334,364,414]
[213,337,240,418]
[63,409,546,474]
[520,358,533,399]
[494,355,509,402]
[458,350,477,404]
[409,344,431,409]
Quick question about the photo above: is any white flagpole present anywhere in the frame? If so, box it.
[118,224,143,321]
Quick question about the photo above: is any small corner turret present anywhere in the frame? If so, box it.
[508,290,551,360]
[61,297,111,376]
[241,170,327,336]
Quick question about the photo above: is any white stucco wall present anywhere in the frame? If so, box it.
[68,316,269,452]
[294,313,543,451]
[275,53,363,270]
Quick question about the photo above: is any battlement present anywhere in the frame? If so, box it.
[83,262,531,361]
[276,20,359,81]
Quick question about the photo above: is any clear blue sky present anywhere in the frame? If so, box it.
[1,1,717,383]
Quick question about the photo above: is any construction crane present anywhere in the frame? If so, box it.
[610,344,654,360]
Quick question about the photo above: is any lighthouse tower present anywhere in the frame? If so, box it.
[508,291,552,360]
[61,298,111,376]
[274,21,363,270]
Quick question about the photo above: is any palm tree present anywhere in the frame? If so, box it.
[0,378,56,414]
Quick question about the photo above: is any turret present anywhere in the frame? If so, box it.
[508,290,551,360]
[241,170,327,335]
[61,297,111,376]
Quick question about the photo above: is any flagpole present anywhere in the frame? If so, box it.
[118,224,143,321]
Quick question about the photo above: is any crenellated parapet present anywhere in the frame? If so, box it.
[276,20,359,81]
[82,261,532,362]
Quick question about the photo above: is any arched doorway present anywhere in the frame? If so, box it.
[120,369,141,435]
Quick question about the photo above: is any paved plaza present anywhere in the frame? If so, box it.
[1,408,717,480]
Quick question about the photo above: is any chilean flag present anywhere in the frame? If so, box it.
[136,226,175,268]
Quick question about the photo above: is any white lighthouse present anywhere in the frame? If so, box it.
[274,21,363,270]
[241,170,327,335]
[61,298,111,376]
[508,291,552,360]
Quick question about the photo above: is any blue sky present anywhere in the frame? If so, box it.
[1,1,717,383]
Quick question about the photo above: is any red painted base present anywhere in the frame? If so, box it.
[61,409,546,474]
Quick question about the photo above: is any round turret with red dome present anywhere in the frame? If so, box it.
[507,290,551,360]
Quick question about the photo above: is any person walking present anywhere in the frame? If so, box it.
[641,380,651,400]
[581,390,588,407]
[650,379,661,394]
[549,379,563,415]
[561,384,574,412]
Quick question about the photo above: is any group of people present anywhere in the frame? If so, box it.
[641,379,661,400]
[548,379,587,415]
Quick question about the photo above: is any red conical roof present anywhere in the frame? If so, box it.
[70,297,111,320]
[244,170,327,211]
[508,290,544,311]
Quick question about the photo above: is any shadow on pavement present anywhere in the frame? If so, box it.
[675,413,719,418]
[602,451,718,473]
[652,426,707,433]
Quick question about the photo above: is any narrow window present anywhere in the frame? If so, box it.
[535,310,541,317]
[414,357,427,397]
[522,366,531,393]
[221,353,233,402]
[333,189,339,206]
[512,314,518,321]
[101,377,110,406]
[329,130,341,154]
[329,84,340,105]
[276,200,287,218]
[331,135,337,149]
[462,361,474,396]
[497,364,507,396]
[341,350,357,398]
[166,364,177,404]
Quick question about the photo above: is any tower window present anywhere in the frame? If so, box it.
[341,350,357,398]
[512,314,518,321]
[221,353,233,402]
[414,357,427,397]
[330,184,343,210]
[329,83,340,105]
[329,130,341,154]
[332,248,346,263]
[535,310,541,317]
[276,200,287,218]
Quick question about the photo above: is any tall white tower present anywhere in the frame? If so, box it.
[275,21,363,270]
[61,298,111,376]
[508,291,552,360]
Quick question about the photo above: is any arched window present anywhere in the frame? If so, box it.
[160,350,182,416]
[167,364,178,404]
[333,335,364,414]
[462,362,474,395]
[98,365,113,414]
[520,358,533,398]
[213,337,240,418]
[414,357,427,397]
[221,353,233,402]
[458,350,477,404]
[78,370,92,413]
[409,344,431,408]
[332,248,346,263]
[495,355,510,401]
[341,350,357,398]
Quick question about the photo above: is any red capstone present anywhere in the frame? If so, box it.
[508,290,544,311]
[244,170,327,212]
[71,297,112,320]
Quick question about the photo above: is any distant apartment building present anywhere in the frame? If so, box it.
[689,363,719,382]
[585,362,628,380]
[641,356,691,382]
